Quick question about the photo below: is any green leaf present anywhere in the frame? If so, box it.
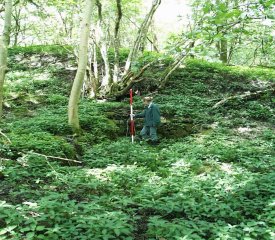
[26,232,35,239]
[114,228,120,236]
[36,226,45,231]
[0,226,17,235]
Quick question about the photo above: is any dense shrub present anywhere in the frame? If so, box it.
[8,131,75,158]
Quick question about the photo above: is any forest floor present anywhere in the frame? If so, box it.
[0,46,274,239]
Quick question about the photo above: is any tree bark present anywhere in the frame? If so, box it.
[0,0,13,119]
[68,0,93,133]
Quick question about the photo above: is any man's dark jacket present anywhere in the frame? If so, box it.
[135,103,161,127]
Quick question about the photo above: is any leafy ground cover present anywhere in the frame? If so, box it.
[0,46,274,239]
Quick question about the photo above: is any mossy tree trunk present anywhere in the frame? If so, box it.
[68,0,93,134]
[0,0,13,119]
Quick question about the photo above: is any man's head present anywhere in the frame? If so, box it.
[143,96,153,106]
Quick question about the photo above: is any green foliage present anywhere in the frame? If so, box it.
[245,101,273,121]
[8,131,75,158]
[6,69,73,96]
[0,197,134,240]
[82,139,162,169]
[107,48,130,64]
[4,107,70,135]
[1,106,121,159]
[1,49,274,240]
[187,0,275,66]
[78,101,120,140]
[8,45,73,57]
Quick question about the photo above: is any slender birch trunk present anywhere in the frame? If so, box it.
[0,0,13,119]
[68,0,93,133]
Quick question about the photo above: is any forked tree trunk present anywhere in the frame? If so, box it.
[90,0,161,97]
[68,0,93,133]
[123,0,161,75]
[0,0,13,119]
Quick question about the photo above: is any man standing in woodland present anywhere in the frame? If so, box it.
[133,96,161,145]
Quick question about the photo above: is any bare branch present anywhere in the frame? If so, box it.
[0,129,11,144]
[29,152,82,164]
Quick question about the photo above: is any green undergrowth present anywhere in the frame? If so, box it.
[1,101,124,159]
[1,47,275,239]
[1,126,274,239]
[8,45,73,57]
[155,59,274,125]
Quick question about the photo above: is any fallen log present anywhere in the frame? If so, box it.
[212,84,275,109]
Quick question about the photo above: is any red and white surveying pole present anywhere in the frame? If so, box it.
[130,89,135,143]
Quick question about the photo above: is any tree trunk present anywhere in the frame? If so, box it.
[68,0,93,133]
[151,31,159,52]
[90,41,99,97]
[0,0,13,119]
[12,5,21,46]
[113,0,122,83]
[99,43,111,87]
[159,41,195,88]
[219,38,228,63]
[123,0,161,75]
[92,42,99,82]
[95,0,111,90]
